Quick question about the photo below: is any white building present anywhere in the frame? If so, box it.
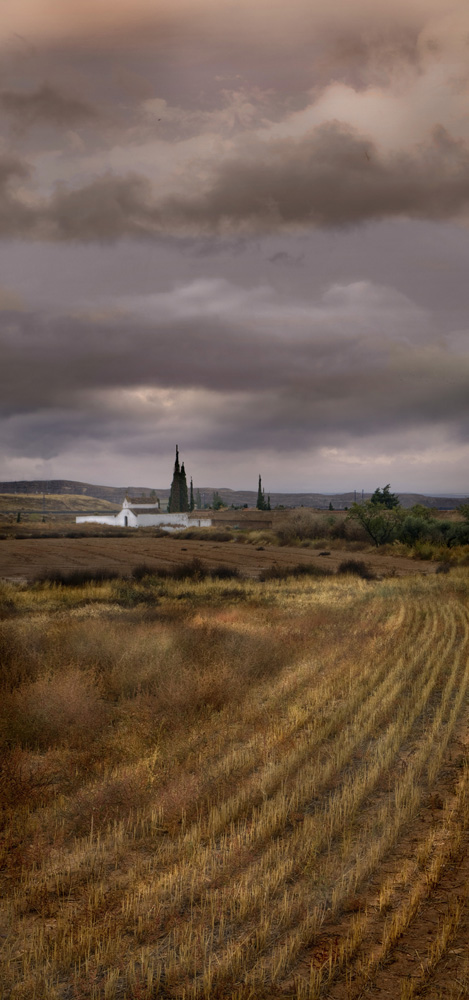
[76,497,212,531]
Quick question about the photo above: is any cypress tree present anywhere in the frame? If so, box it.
[168,446,191,512]
[180,463,189,512]
[256,475,266,511]
[189,478,194,511]
[168,445,181,512]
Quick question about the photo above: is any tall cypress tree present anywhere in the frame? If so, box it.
[168,445,189,514]
[168,446,191,512]
[256,475,266,511]
[168,445,180,512]
[180,463,189,512]
[189,477,194,511]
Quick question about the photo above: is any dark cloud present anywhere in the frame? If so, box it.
[0,154,35,236]
[267,251,304,266]
[0,83,98,127]
[44,174,156,242]
[161,123,469,233]
[1,291,467,462]
[0,1,468,489]
[3,122,469,242]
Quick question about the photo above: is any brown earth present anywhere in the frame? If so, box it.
[0,534,438,582]
[290,714,469,1000]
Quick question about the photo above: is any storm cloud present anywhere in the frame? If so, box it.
[1,280,467,462]
[0,84,98,128]
[1,0,468,490]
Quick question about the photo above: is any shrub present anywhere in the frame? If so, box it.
[412,540,435,560]
[240,529,277,546]
[259,563,332,581]
[347,502,403,546]
[337,559,375,580]
[3,668,105,751]
[208,565,241,579]
[275,512,326,545]
[131,563,155,581]
[34,568,120,586]
[172,528,233,542]
[398,516,434,546]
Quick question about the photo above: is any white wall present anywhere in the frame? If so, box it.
[76,510,138,527]
[76,511,213,529]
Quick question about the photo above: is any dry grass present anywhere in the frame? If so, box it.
[0,569,468,999]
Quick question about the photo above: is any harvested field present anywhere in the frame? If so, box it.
[0,534,440,583]
[1,569,468,999]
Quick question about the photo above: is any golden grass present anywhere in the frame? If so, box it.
[0,570,468,998]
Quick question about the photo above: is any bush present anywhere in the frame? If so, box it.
[131,559,241,582]
[337,559,375,580]
[259,563,332,581]
[172,528,233,542]
[276,512,328,545]
[398,516,434,546]
[131,563,155,581]
[208,565,241,579]
[3,668,106,750]
[412,540,435,560]
[347,502,403,546]
[34,568,120,586]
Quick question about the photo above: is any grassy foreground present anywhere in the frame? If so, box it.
[1,569,469,999]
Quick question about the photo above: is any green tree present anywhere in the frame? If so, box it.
[347,501,403,546]
[189,478,194,512]
[409,503,434,521]
[370,484,400,509]
[256,475,266,511]
[212,491,225,510]
[179,463,189,511]
[195,489,202,510]
[168,446,189,512]
[457,502,469,522]
[329,501,334,511]
[168,446,181,512]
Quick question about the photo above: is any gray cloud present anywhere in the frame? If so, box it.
[160,124,469,233]
[0,83,98,127]
[1,1,468,490]
[0,154,35,236]
[3,122,469,242]
[1,278,467,465]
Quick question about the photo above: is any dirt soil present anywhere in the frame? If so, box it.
[292,718,469,1000]
[0,535,439,582]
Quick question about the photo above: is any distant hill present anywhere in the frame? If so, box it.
[0,480,466,510]
[0,493,120,514]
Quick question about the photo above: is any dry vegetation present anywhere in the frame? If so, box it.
[1,565,469,999]
[0,494,120,522]
[0,532,450,585]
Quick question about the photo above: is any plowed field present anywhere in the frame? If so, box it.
[1,570,468,999]
[0,534,437,582]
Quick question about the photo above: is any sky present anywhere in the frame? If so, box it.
[1,0,469,494]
